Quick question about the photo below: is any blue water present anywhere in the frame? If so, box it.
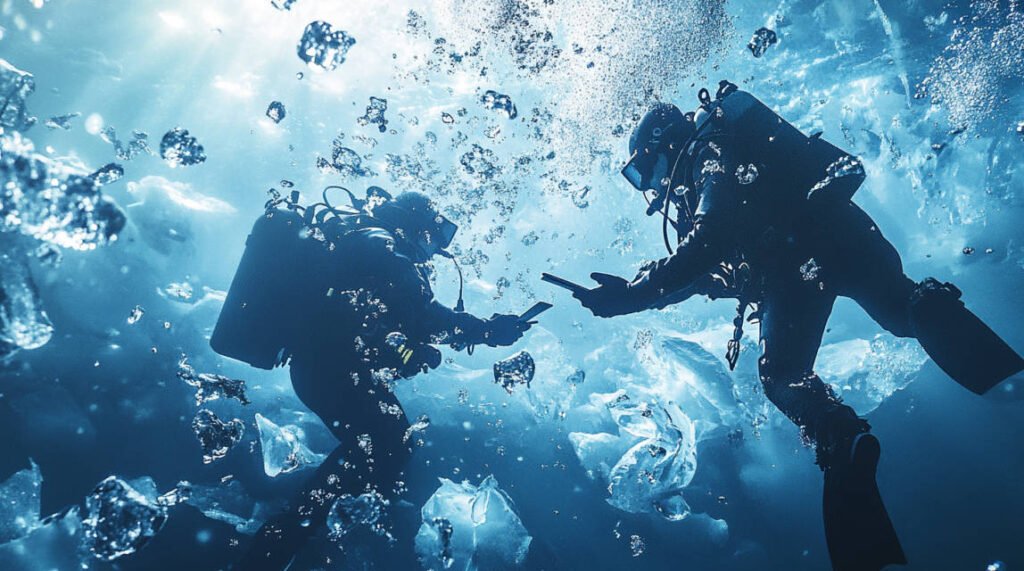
[1,0,1022,569]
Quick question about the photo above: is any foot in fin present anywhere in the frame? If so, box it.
[910,278,1024,395]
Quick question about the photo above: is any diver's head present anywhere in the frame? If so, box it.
[371,191,457,263]
[621,103,692,194]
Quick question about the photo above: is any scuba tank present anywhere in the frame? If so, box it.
[688,81,864,208]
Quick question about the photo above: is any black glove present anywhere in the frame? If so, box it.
[483,313,530,347]
[573,272,641,318]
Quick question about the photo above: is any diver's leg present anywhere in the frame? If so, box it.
[759,279,905,570]
[830,202,1024,393]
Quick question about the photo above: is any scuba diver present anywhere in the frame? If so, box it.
[211,188,531,569]
[569,81,1024,570]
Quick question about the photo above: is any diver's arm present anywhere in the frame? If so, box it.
[618,144,740,311]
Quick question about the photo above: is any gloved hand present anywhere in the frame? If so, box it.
[483,313,530,347]
[573,272,640,318]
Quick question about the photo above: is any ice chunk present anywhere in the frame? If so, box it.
[816,335,927,414]
[265,100,286,123]
[799,258,820,282]
[81,476,168,562]
[480,90,518,119]
[162,281,194,303]
[192,409,245,464]
[0,508,83,569]
[177,356,250,406]
[735,163,759,185]
[127,305,144,325]
[89,162,124,185]
[569,394,697,519]
[159,127,207,167]
[0,247,53,353]
[493,350,535,394]
[0,132,126,250]
[297,21,356,71]
[318,137,373,178]
[184,480,269,535]
[0,59,36,131]
[0,460,42,544]
[414,475,531,570]
[747,27,778,58]
[357,96,389,133]
[99,126,153,161]
[254,413,326,477]
[326,491,390,539]
[45,112,80,131]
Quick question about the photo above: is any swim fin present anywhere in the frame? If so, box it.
[910,279,1024,395]
[823,434,906,571]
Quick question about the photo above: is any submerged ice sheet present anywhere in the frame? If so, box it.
[415,475,531,570]
[254,413,326,477]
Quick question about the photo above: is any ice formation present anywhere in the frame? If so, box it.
[326,491,390,539]
[414,475,531,570]
[191,409,245,464]
[266,100,286,123]
[297,21,356,71]
[493,350,535,394]
[254,413,326,477]
[177,356,250,406]
[0,243,53,357]
[0,461,42,544]
[569,392,698,519]
[0,59,36,131]
[357,96,389,133]
[159,127,207,167]
[81,477,168,562]
[183,480,270,535]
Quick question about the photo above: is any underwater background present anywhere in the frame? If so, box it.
[1,0,1023,569]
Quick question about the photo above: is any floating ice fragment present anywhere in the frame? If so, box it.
[480,90,518,119]
[176,357,250,406]
[566,369,585,385]
[254,413,326,477]
[357,96,389,133]
[297,21,356,71]
[162,281,194,302]
[127,305,144,325]
[90,162,124,185]
[701,159,725,176]
[184,480,269,534]
[265,100,286,123]
[0,460,42,544]
[817,335,927,414]
[735,163,759,185]
[521,231,539,246]
[799,258,820,281]
[415,476,531,570]
[160,127,207,167]
[493,350,535,394]
[192,409,245,464]
[0,132,126,250]
[0,247,53,353]
[82,476,168,562]
[0,59,36,131]
[319,137,373,178]
[327,491,390,539]
[569,394,697,519]
[747,27,778,58]
[100,126,152,161]
[45,112,79,130]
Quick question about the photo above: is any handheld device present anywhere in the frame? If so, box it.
[541,273,590,295]
[519,301,552,322]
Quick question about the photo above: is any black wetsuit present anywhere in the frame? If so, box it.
[239,224,492,569]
